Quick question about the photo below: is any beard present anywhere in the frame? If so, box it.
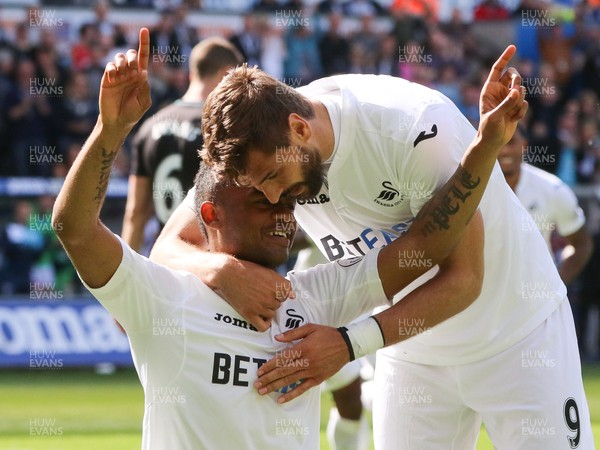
[288,145,324,200]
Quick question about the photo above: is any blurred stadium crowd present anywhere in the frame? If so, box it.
[0,0,599,354]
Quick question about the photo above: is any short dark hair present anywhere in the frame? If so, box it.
[189,37,243,80]
[200,65,315,182]
[193,165,235,241]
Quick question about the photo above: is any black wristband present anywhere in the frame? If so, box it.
[337,326,356,362]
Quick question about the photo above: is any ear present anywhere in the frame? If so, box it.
[288,113,311,143]
[200,201,221,230]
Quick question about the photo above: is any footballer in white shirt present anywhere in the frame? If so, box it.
[154,46,593,450]
[498,125,593,285]
[53,28,516,449]
[154,43,593,448]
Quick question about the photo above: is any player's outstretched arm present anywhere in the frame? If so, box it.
[150,190,295,332]
[253,45,528,403]
[378,45,528,297]
[53,28,151,288]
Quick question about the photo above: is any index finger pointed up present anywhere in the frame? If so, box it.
[138,27,150,72]
[487,45,517,83]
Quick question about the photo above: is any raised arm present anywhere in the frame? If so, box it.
[253,45,529,403]
[53,29,152,287]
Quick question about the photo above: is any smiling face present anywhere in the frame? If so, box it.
[203,185,297,269]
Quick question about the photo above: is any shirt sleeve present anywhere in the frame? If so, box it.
[401,99,477,216]
[288,247,388,327]
[550,181,586,237]
[79,235,201,336]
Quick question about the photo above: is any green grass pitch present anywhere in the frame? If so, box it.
[0,365,598,449]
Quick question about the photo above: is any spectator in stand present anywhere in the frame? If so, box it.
[433,64,462,105]
[33,45,67,90]
[0,201,45,295]
[473,0,511,20]
[527,63,562,140]
[93,0,115,39]
[283,25,323,83]
[5,58,53,177]
[577,118,600,185]
[83,42,109,97]
[527,119,561,175]
[253,0,281,13]
[173,4,200,61]
[347,12,381,75]
[555,107,580,186]
[428,26,466,72]
[319,12,350,76]
[538,19,578,90]
[457,77,481,128]
[348,41,376,74]
[11,21,36,61]
[0,47,14,176]
[316,0,345,15]
[581,38,600,99]
[0,9,10,49]
[397,40,437,86]
[71,24,101,72]
[37,28,70,70]
[58,72,99,153]
[32,44,67,161]
[149,8,185,68]
[344,0,386,16]
[349,11,380,58]
[92,0,129,49]
[230,13,263,68]
[390,5,430,51]
[579,90,599,124]
[36,194,78,295]
[375,35,400,76]
[260,19,285,79]
[391,0,438,20]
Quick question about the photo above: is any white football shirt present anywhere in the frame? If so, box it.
[83,237,387,450]
[515,163,586,250]
[294,74,566,365]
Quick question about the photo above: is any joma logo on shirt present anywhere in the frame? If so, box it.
[214,313,258,331]
[297,194,330,205]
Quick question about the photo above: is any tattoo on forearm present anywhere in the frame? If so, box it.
[94,148,117,206]
[420,169,481,236]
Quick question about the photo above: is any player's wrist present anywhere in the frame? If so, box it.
[340,317,385,361]
[207,252,238,289]
[336,326,355,361]
[94,119,130,150]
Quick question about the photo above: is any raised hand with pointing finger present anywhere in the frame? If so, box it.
[100,27,152,133]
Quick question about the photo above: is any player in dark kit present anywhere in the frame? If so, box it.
[121,37,243,252]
